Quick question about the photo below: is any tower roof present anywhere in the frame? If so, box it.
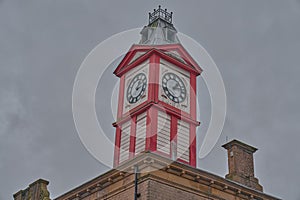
[139,6,180,45]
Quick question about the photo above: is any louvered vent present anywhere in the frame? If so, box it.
[177,119,190,162]
[157,111,171,154]
[119,120,131,163]
[135,112,147,155]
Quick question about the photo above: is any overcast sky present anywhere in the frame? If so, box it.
[1,1,300,199]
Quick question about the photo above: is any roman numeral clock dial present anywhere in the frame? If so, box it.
[126,73,147,104]
[162,72,186,103]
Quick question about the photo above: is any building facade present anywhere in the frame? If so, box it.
[14,6,280,200]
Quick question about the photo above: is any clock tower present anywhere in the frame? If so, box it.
[14,7,280,200]
[113,6,202,167]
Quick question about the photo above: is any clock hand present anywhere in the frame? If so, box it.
[172,82,180,91]
[168,87,176,96]
[132,81,142,97]
[136,81,143,90]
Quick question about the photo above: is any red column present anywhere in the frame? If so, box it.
[145,54,160,152]
[190,73,197,167]
[170,115,178,160]
[117,75,125,119]
[189,124,196,167]
[129,116,137,158]
[153,54,160,103]
[148,53,160,102]
[113,126,121,167]
[146,107,158,151]
[190,74,197,119]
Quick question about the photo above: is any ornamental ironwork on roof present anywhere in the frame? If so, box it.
[139,6,180,45]
[148,5,173,25]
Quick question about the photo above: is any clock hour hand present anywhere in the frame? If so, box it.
[133,81,142,96]
[135,81,142,90]
[172,82,180,91]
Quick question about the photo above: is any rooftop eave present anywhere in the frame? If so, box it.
[113,44,202,77]
[54,152,282,200]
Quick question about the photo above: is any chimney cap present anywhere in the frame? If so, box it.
[222,139,258,153]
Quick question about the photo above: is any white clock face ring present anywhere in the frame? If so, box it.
[126,73,147,104]
[162,72,186,103]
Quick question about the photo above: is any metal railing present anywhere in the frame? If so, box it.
[149,5,173,24]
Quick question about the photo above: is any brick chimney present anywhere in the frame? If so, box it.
[222,139,263,191]
[13,179,50,200]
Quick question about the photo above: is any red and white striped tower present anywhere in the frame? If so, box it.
[113,6,202,167]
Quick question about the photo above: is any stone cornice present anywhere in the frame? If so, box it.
[55,152,281,200]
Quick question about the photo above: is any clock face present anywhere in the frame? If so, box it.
[162,72,186,103]
[126,73,147,104]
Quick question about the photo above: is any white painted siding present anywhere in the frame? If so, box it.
[119,121,131,163]
[177,120,190,162]
[157,111,171,154]
[135,112,147,155]
[129,52,146,64]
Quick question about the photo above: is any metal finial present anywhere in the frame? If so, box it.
[148,6,173,25]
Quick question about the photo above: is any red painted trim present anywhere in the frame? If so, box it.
[157,101,183,117]
[190,73,197,120]
[170,115,177,159]
[150,107,158,151]
[115,48,200,77]
[148,54,156,101]
[156,102,200,126]
[127,100,153,118]
[177,158,190,165]
[113,101,200,128]
[173,45,202,73]
[113,45,153,75]
[117,75,125,119]
[189,73,197,167]
[113,126,121,167]
[115,49,154,77]
[162,44,202,73]
[148,53,160,103]
[127,44,202,74]
[113,100,153,127]
[113,46,136,75]
[189,124,197,167]
[145,107,158,151]
[114,43,202,168]
[145,109,151,150]
[156,50,200,76]
[153,54,160,102]
[129,116,137,159]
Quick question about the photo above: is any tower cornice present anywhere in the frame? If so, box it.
[113,44,202,77]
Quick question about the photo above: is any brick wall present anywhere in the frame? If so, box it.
[148,179,208,200]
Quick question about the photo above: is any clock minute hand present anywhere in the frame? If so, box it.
[132,81,142,97]
[135,81,142,90]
